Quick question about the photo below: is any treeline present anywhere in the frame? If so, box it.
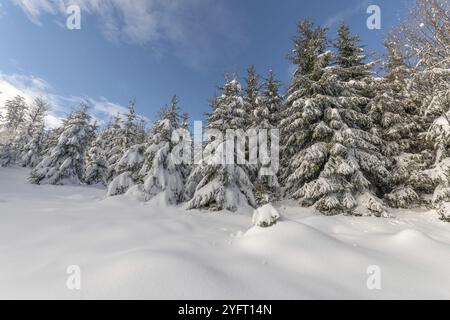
[0,0,449,221]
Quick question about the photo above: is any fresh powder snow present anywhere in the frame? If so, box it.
[1,167,450,299]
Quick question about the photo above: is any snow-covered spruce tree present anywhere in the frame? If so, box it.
[179,112,193,182]
[105,102,144,183]
[281,20,390,216]
[252,70,282,129]
[104,114,124,182]
[244,65,261,127]
[136,116,148,145]
[40,126,63,158]
[0,143,14,167]
[4,95,28,132]
[0,131,13,167]
[0,113,6,144]
[106,107,147,195]
[1,111,9,163]
[107,143,146,196]
[392,0,450,218]
[19,97,50,168]
[333,22,373,82]
[186,77,256,212]
[139,96,189,204]
[252,70,282,205]
[85,129,109,186]
[120,100,140,149]
[0,95,29,166]
[180,112,190,130]
[108,96,189,202]
[279,19,326,182]
[369,39,424,208]
[30,105,94,185]
[414,67,450,212]
[243,65,261,183]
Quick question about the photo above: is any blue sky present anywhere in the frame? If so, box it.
[0,0,414,126]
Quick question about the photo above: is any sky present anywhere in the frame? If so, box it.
[0,0,415,127]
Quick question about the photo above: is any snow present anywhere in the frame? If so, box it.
[252,203,280,227]
[1,167,450,299]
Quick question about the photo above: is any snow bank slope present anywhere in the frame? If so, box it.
[1,167,450,299]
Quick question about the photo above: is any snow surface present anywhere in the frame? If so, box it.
[1,167,450,299]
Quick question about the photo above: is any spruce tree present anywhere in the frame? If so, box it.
[30,104,94,185]
[136,116,148,145]
[107,96,188,202]
[19,97,50,168]
[414,66,450,210]
[370,39,424,208]
[180,112,190,130]
[186,77,256,211]
[105,101,143,185]
[107,143,146,196]
[333,22,372,81]
[121,100,140,150]
[392,0,450,218]
[252,70,282,205]
[139,96,188,204]
[41,126,63,158]
[281,20,390,216]
[85,130,109,186]
[0,95,29,166]
[244,65,261,127]
[5,96,28,132]
[104,113,125,182]
[105,109,144,195]
[0,143,14,167]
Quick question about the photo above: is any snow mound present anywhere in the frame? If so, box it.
[252,203,280,227]
[393,229,430,243]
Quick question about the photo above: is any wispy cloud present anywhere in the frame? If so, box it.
[11,0,245,68]
[324,0,371,28]
[12,0,57,25]
[0,2,6,18]
[0,72,132,128]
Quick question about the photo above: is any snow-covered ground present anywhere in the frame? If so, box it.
[1,167,450,300]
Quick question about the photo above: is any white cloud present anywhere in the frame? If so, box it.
[324,0,371,28]
[0,72,132,128]
[12,0,57,25]
[0,3,6,18]
[12,0,244,68]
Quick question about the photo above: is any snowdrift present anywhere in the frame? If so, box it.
[1,167,450,299]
